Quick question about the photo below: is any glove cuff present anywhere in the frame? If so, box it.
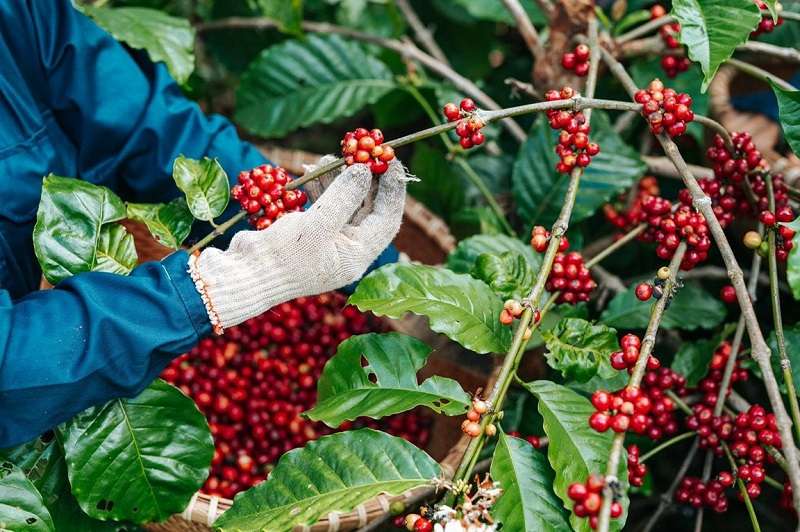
[190,247,300,330]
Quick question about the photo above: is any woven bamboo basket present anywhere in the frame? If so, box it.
[132,147,488,531]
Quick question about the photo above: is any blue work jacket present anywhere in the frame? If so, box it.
[0,0,391,448]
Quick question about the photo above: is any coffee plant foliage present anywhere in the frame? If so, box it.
[3,1,800,531]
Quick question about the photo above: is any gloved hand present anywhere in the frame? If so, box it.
[192,157,408,330]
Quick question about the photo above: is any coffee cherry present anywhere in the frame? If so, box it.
[341,128,394,175]
[561,45,591,77]
[638,80,693,136]
[444,98,486,151]
[635,282,653,301]
[759,210,776,226]
[460,98,477,112]
[443,103,460,122]
[546,250,596,304]
[413,517,433,532]
[567,475,617,528]
[743,231,762,249]
[485,423,497,437]
[720,285,736,304]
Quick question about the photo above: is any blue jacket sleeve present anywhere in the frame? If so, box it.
[0,252,211,448]
[27,0,266,206]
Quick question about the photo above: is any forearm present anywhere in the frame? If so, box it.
[0,251,207,447]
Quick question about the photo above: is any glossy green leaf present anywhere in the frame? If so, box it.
[787,218,800,300]
[248,0,303,34]
[491,433,571,532]
[513,112,643,228]
[600,281,726,331]
[349,263,512,354]
[33,175,127,284]
[444,0,546,25]
[126,199,194,249]
[772,82,800,160]
[471,251,536,300]
[305,333,470,426]
[631,58,709,143]
[767,323,800,395]
[214,429,439,531]
[172,156,230,222]
[671,0,761,90]
[80,6,195,83]
[409,143,465,223]
[236,35,396,137]
[60,380,213,524]
[0,460,54,532]
[1,437,125,532]
[447,234,541,275]
[671,323,737,386]
[542,318,619,383]
[525,381,628,532]
[94,224,138,276]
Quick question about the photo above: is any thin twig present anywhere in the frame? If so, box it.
[726,58,797,92]
[505,77,541,100]
[196,17,528,141]
[395,0,450,66]
[598,44,800,517]
[615,15,675,44]
[737,41,800,63]
[766,178,800,444]
[502,0,545,57]
[639,431,697,463]
[640,440,700,532]
[596,242,688,532]
[723,442,762,532]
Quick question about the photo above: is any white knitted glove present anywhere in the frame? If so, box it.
[192,158,407,329]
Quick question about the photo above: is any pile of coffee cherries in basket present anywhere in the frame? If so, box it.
[161,292,431,498]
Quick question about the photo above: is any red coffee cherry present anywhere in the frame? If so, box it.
[635,282,653,301]
[341,128,395,175]
[232,164,307,230]
[720,285,736,304]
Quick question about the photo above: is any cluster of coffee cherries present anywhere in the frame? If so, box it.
[544,87,600,174]
[340,128,395,175]
[731,405,782,465]
[650,5,691,77]
[461,395,496,438]
[603,176,661,232]
[232,164,306,230]
[685,406,733,455]
[675,474,733,513]
[696,341,748,407]
[561,44,591,77]
[635,79,695,137]
[499,298,538,337]
[609,333,661,374]
[758,207,796,261]
[161,293,431,498]
[751,1,783,37]
[401,513,433,532]
[639,196,711,270]
[627,444,648,487]
[443,98,486,149]
[532,226,597,304]
[567,475,622,529]
[530,224,569,253]
[640,367,686,440]
[635,266,673,303]
[589,387,653,434]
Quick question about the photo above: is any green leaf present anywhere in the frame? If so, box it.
[94,224,138,276]
[349,263,512,354]
[491,433,571,532]
[613,10,652,36]
[248,0,303,34]
[214,429,439,531]
[601,281,726,331]
[1,437,125,532]
[525,381,628,532]
[126,199,194,249]
[631,58,709,143]
[447,234,542,275]
[304,333,470,426]
[542,318,619,383]
[33,175,127,284]
[767,323,800,395]
[671,0,761,91]
[236,35,396,137]
[172,156,230,222]
[787,217,800,300]
[513,112,644,228]
[444,0,546,25]
[80,6,195,83]
[60,380,213,524]
[471,251,536,300]
[0,460,54,532]
[772,82,800,160]
[408,143,465,223]
[671,323,737,386]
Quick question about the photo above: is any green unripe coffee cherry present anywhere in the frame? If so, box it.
[757,241,770,258]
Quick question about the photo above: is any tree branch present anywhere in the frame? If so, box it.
[502,0,545,57]
[395,0,450,66]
